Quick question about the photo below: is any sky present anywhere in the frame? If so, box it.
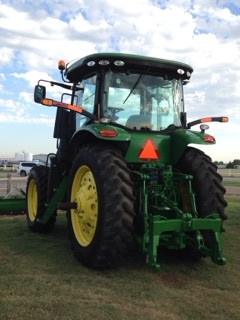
[0,0,240,163]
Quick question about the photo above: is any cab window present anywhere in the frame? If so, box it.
[103,70,184,131]
[75,74,96,129]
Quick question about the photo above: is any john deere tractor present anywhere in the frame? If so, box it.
[27,53,228,270]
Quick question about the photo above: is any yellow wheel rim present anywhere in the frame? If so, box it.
[27,179,38,222]
[71,165,98,247]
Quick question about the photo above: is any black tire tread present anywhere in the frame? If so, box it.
[67,144,135,268]
[176,147,227,224]
[26,166,56,233]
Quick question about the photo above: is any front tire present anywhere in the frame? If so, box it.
[26,166,56,233]
[67,144,135,268]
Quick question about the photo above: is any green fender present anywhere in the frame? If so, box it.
[69,125,215,165]
[69,124,131,156]
[123,129,215,164]
[86,123,130,141]
[170,129,216,164]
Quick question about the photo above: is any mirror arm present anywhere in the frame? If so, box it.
[38,79,73,90]
[187,117,228,129]
[42,99,96,121]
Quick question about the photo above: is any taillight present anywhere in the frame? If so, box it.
[99,130,118,137]
[203,135,215,143]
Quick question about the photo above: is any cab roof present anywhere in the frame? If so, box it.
[65,52,193,82]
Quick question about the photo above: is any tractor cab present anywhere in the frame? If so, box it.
[34,53,193,148]
[72,69,186,132]
[64,53,193,133]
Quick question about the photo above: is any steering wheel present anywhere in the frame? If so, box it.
[108,107,124,114]
[107,107,124,121]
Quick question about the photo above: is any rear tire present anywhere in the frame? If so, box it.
[175,147,227,253]
[67,144,135,268]
[26,166,56,233]
[176,147,227,223]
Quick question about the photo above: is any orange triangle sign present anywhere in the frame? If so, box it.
[139,139,159,160]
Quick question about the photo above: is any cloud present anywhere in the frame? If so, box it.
[12,70,53,88]
[0,48,14,66]
[0,0,239,160]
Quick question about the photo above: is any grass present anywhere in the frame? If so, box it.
[0,195,239,320]
[0,169,17,174]
[223,180,240,186]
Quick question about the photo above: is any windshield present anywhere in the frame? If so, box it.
[103,70,184,131]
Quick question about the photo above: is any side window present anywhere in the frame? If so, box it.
[75,74,96,129]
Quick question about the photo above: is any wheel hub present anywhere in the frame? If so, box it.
[71,166,98,246]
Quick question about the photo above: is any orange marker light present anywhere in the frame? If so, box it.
[58,60,66,71]
[201,117,212,123]
[139,139,159,161]
[42,98,53,106]
[201,116,229,123]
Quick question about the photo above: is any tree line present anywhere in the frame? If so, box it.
[214,159,240,169]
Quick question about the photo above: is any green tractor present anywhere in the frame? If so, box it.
[27,53,228,270]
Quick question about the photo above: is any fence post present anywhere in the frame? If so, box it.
[7,173,12,194]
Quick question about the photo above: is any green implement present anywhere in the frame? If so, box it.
[0,198,26,215]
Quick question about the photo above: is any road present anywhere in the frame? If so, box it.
[223,177,240,195]
[224,185,240,195]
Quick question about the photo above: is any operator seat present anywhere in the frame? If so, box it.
[125,115,151,130]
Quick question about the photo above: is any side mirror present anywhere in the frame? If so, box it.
[34,85,46,103]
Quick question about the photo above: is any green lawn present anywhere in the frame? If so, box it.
[0,195,239,320]
[223,180,240,187]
